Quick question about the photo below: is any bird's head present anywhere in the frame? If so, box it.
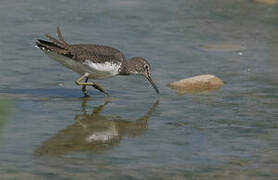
[127,57,159,94]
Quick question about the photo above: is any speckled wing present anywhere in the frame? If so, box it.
[68,44,126,65]
[36,26,126,65]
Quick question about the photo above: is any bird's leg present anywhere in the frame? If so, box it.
[75,73,90,86]
[82,77,89,97]
[75,73,109,96]
[75,73,90,97]
[91,82,109,96]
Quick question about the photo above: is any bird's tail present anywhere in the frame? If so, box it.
[36,26,70,55]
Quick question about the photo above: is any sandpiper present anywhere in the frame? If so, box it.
[36,27,159,97]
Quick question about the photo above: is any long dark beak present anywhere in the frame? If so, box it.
[145,72,159,94]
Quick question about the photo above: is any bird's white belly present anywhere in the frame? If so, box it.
[45,51,120,79]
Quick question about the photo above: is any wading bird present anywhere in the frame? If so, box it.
[36,27,159,97]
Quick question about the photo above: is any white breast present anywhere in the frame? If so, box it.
[84,60,121,78]
[44,51,121,79]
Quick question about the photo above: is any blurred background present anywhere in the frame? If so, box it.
[0,0,278,179]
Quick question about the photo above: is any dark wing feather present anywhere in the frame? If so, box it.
[69,44,126,64]
[36,26,126,64]
[36,39,70,56]
[56,26,69,46]
[36,26,71,56]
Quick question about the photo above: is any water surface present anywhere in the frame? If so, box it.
[1,0,278,179]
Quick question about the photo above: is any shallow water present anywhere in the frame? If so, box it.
[1,0,278,179]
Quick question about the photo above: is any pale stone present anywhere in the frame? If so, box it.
[253,0,277,5]
[168,74,223,94]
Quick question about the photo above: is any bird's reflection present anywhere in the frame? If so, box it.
[35,99,159,155]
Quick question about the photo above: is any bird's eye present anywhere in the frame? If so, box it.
[144,64,149,70]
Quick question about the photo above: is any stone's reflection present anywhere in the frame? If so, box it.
[35,99,159,155]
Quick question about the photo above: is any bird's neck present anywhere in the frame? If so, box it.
[119,58,136,75]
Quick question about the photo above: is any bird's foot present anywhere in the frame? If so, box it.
[82,93,90,98]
